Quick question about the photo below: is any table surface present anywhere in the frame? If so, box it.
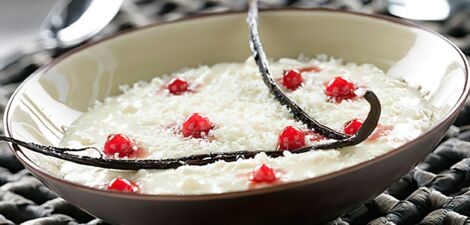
[0,0,469,224]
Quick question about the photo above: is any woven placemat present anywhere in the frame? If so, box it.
[0,0,469,224]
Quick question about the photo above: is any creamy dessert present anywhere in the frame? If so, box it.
[47,55,436,195]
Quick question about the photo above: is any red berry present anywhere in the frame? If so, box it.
[168,78,189,95]
[107,178,140,193]
[103,134,136,158]
[344,119,363,135]
[282,69,303,90]
[250,164,278,184]
[278,126,306,151]
[181,113,214,138]
[325,76,357,101]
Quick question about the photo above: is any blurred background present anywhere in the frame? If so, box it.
[1,0,470,86]
[0,0,469,225]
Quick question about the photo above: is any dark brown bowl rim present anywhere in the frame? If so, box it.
[4,8,470,201]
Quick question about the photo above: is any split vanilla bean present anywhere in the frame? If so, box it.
[1,0,381,170]
[2,95,379,170]
[247,0,350,140]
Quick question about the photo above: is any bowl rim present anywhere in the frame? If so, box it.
[4,8,469,201]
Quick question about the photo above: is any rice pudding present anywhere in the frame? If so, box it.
[50,55,437,195]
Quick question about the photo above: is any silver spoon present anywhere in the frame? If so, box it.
[387,0,470,21]
[0,0,123,72]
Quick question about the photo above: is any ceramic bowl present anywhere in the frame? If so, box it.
[4,9,469,225]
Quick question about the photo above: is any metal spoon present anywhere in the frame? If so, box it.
[387,0,450,21]
[0,0,123,73]
[387,0,470,21]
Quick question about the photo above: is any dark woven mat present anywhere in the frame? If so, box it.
[0,0,469,224]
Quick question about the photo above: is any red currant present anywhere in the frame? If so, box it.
[103,134,136,158]
[344,119,363,135]
[107,178,140,193]
[278,126,306,151]
[181,113,214,138]
[168,78,189,95]
[250,164,278,184]
[325,76,357,101]
[282,69,303,90]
